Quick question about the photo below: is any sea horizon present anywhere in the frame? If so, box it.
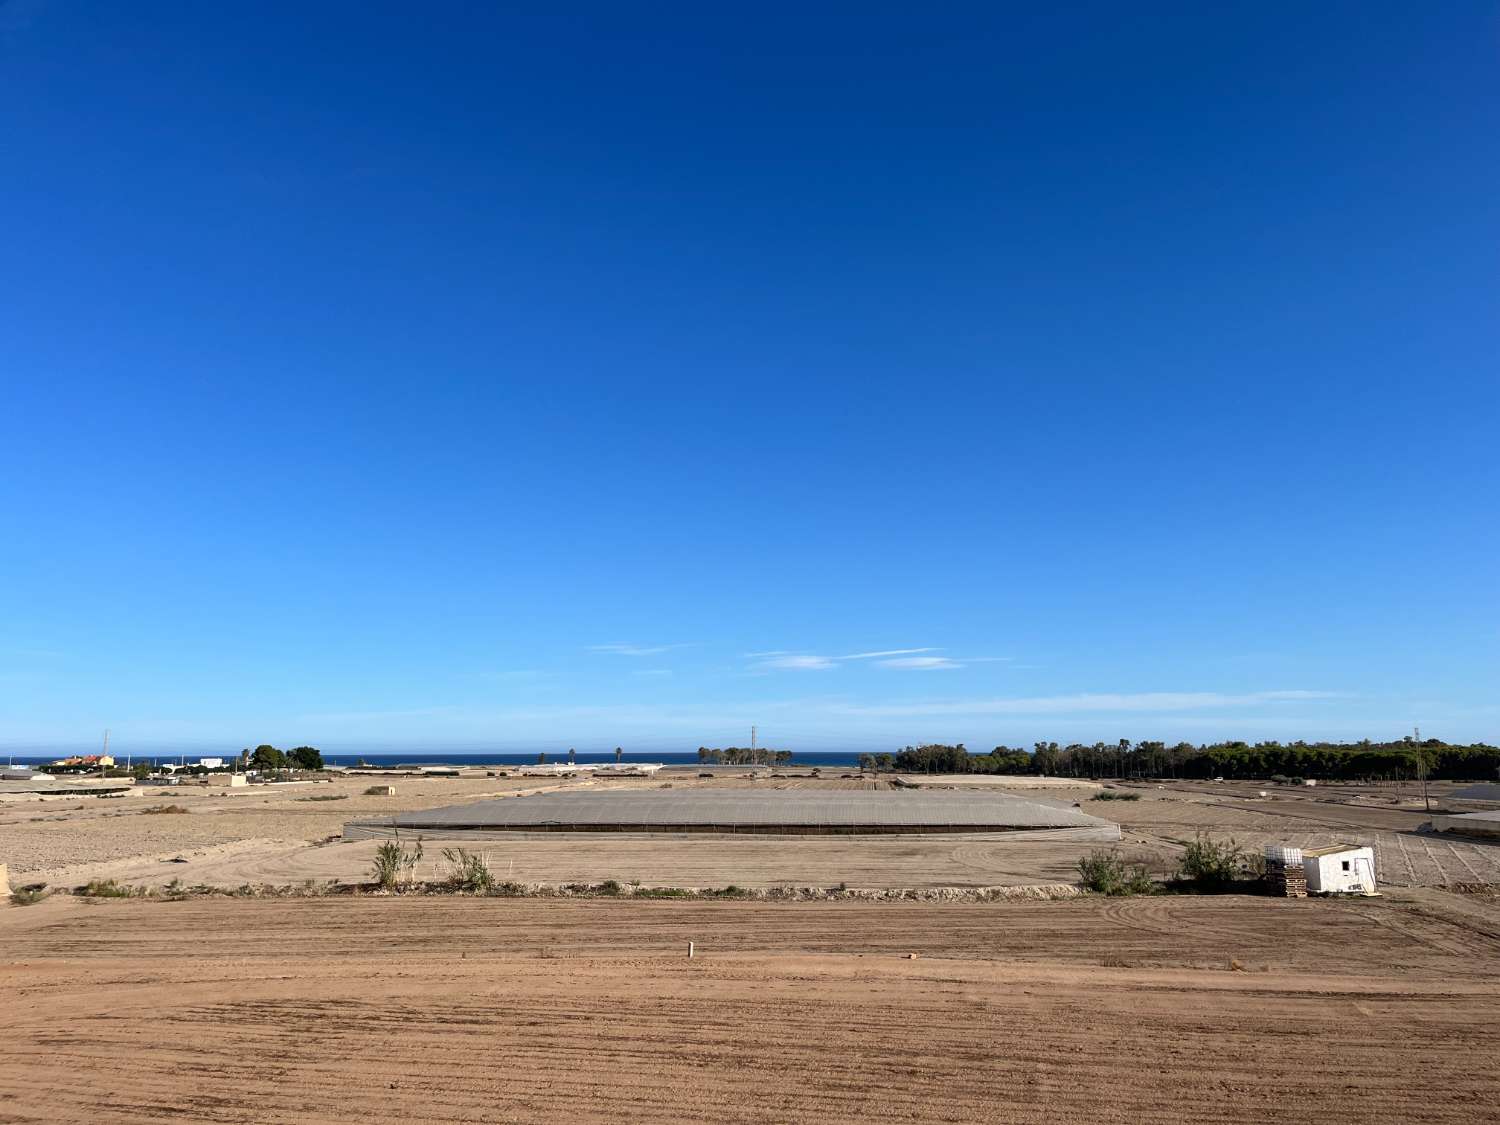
[2,749,868,769]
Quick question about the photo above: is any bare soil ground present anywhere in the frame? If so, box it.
[0,774,581,877]
[2,891,1497,1124]
[1098,781,1500,887]
[32,831,1104,891]
[6,773,1497,893]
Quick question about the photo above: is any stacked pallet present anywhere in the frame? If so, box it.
[1264,844,1308,898]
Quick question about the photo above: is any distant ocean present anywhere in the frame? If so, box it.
[1,749,866,769]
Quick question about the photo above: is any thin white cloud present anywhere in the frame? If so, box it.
[589,644,679,657]
[752,647,1003,672]
[877,656,962,670]
[753,646,949,672]
[751,654,837,671]
[839,691,1342,718]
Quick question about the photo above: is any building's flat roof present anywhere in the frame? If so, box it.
[1451,783,1500,802]
[1302,843,1370,857]
[385,789,1116,834]
[1439,809,1500,824]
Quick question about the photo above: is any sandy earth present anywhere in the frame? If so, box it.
[28,831,1106,892]
[1099,782,1500,887]
[6,774,1498,893]
[2,891,1498,1124]
[4,776,1498,1122]
[0,774,587,878]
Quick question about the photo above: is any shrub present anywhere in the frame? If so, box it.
[296,794,348,802]
[10,886,50,906]
[1091,790,1140,802]
[372,838,424,890]
[441,847,494,893]
[141,804,189,815]
[597,879,623,896]
[1176,834,1248,888]
[1077,851,1154,895]
[81,878,135,898]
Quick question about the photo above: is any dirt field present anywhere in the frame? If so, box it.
[2,891,1498,1124]
[0,774,587,874]
[1101,781,1500,887]
[6,773,1498,893]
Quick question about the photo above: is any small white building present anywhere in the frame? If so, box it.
[1302,844,1377,895]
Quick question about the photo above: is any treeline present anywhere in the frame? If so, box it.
[873,738,1500,781]
[242,744,324,771]
[697,746,794,766]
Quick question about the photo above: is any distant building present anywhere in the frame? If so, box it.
[49,754,115,770]
[1430,809,1500,841]
[593,763,664,777]
[1302,844,1377,895]
[198,758,224,769]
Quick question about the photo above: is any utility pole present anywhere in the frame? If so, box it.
[1413,727,1430,813]
[750,725,757,766]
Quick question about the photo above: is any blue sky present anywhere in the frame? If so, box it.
[2,3,1496,754]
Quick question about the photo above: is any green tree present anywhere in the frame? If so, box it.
[288,746,324,771]
[250,745,286,771]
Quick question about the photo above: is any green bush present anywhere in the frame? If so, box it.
[1091,790,1140,802]
[1176,834,1248,887]
[1077,851,1154,895]
[81,878,136,898]
[372,838,424,890]
[441,847,494,893]
[10,886,50,906]
[597,879,623,896]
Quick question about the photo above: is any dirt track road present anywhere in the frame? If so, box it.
[3,893,1497,1124]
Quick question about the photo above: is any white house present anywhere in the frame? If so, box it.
[1302,844,1377,895]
